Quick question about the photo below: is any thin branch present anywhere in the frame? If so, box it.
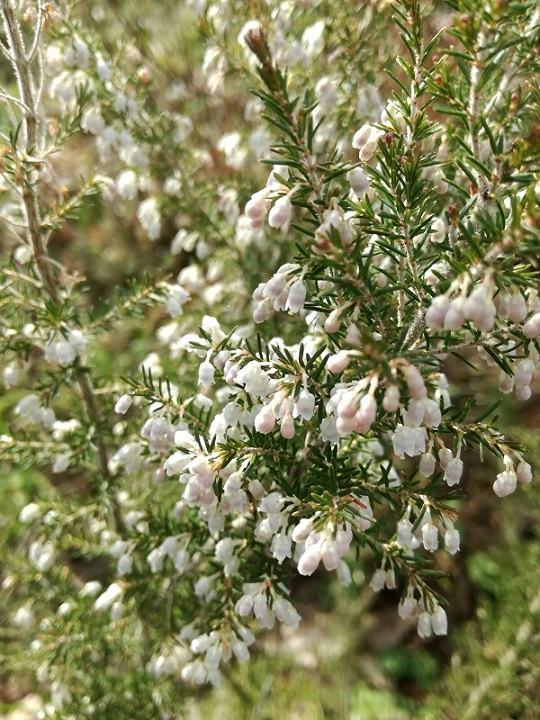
[0,1,124,534]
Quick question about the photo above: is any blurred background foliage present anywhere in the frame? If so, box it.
[1,0,539,718]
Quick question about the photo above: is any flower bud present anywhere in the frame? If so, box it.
[431,605,448,636]
[324,307,343,333]
[297,544,322,576]
[369,568,386,592]
[268,195,292,228]
[419,452,436,477]
[425,295,450,329]
[417,611,432,638]
[382,385,400,412]
[493,469,517,497]
[19,503,41,523]
[444,527,460,555]
[254,405,276,434]
[352,123,372,149]
[498,371,514,394]
[347,167,369,195]
[114,394,133,414]
[286,280,307,313]
[444,457,463,486]
[523,313,540,338]
[292,518,314,543]
[280,414,295,439]
[422,521,438,552]
[336,414,356,436]
[198,360,215,388]
[507,293,528,322]
[294,390,316,420]
[327,350,350,374]
[423,398,442,428]
[443,297,465,331]
[516,384,531,401]
[430,217,446,244]
[321,543,340,571]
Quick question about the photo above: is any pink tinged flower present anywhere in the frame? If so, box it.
[382,385,400,413]
[253,300,273,323]
[493,469,517,497]
[369,568,386,592]
[198,360,215,388]
[423,398,442,428]
[268,195,292,228]
[404,399,425,427]
[516,385,531,401]
[398,596,417,619]
[444,528,460,555]
[515,359,534,387]
[286,280,307,313]
[235,594,254,616]
[264,273,288,299]
[294,390,316,421]
[297,544,322,576]
[523,313,540,338]
[464,286,496,332]
[498,369,512,393]
[254,405,276,434]
[419,452,436,477]
[438,447,453,468]
[324,307,344,333]
[352,123,373,149]
[354,396,376,433]
[335,525,353,556]
[245,190,269,222]
[114,394,132,414]
[337,560,352,586]
[425,295,450,329]
[443,297,465,331]
[507,293,527,322]
[393,425,414,457]
[56,340,76,365]
[336,414,356,436]
[232,641,250,663]
[280,414,295,439]
[517,460,532,484]
[321,542,340,571]
[385,568,397,590]
[359,138,379,161]
[404,365,426,400]
[273,598,301,629]
[430,217,446,244]
[393,425,427,458]
[271,533,292,564]
[417,611,432,638]
[291,518,314,543]
[444,457,463,486]
[327,350,351,375]
[422,522,438,552]
[396,517,415,548]
[431,605,448,636]
[347,167,370,195]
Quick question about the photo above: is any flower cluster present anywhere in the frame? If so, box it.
[1,0,539,715]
